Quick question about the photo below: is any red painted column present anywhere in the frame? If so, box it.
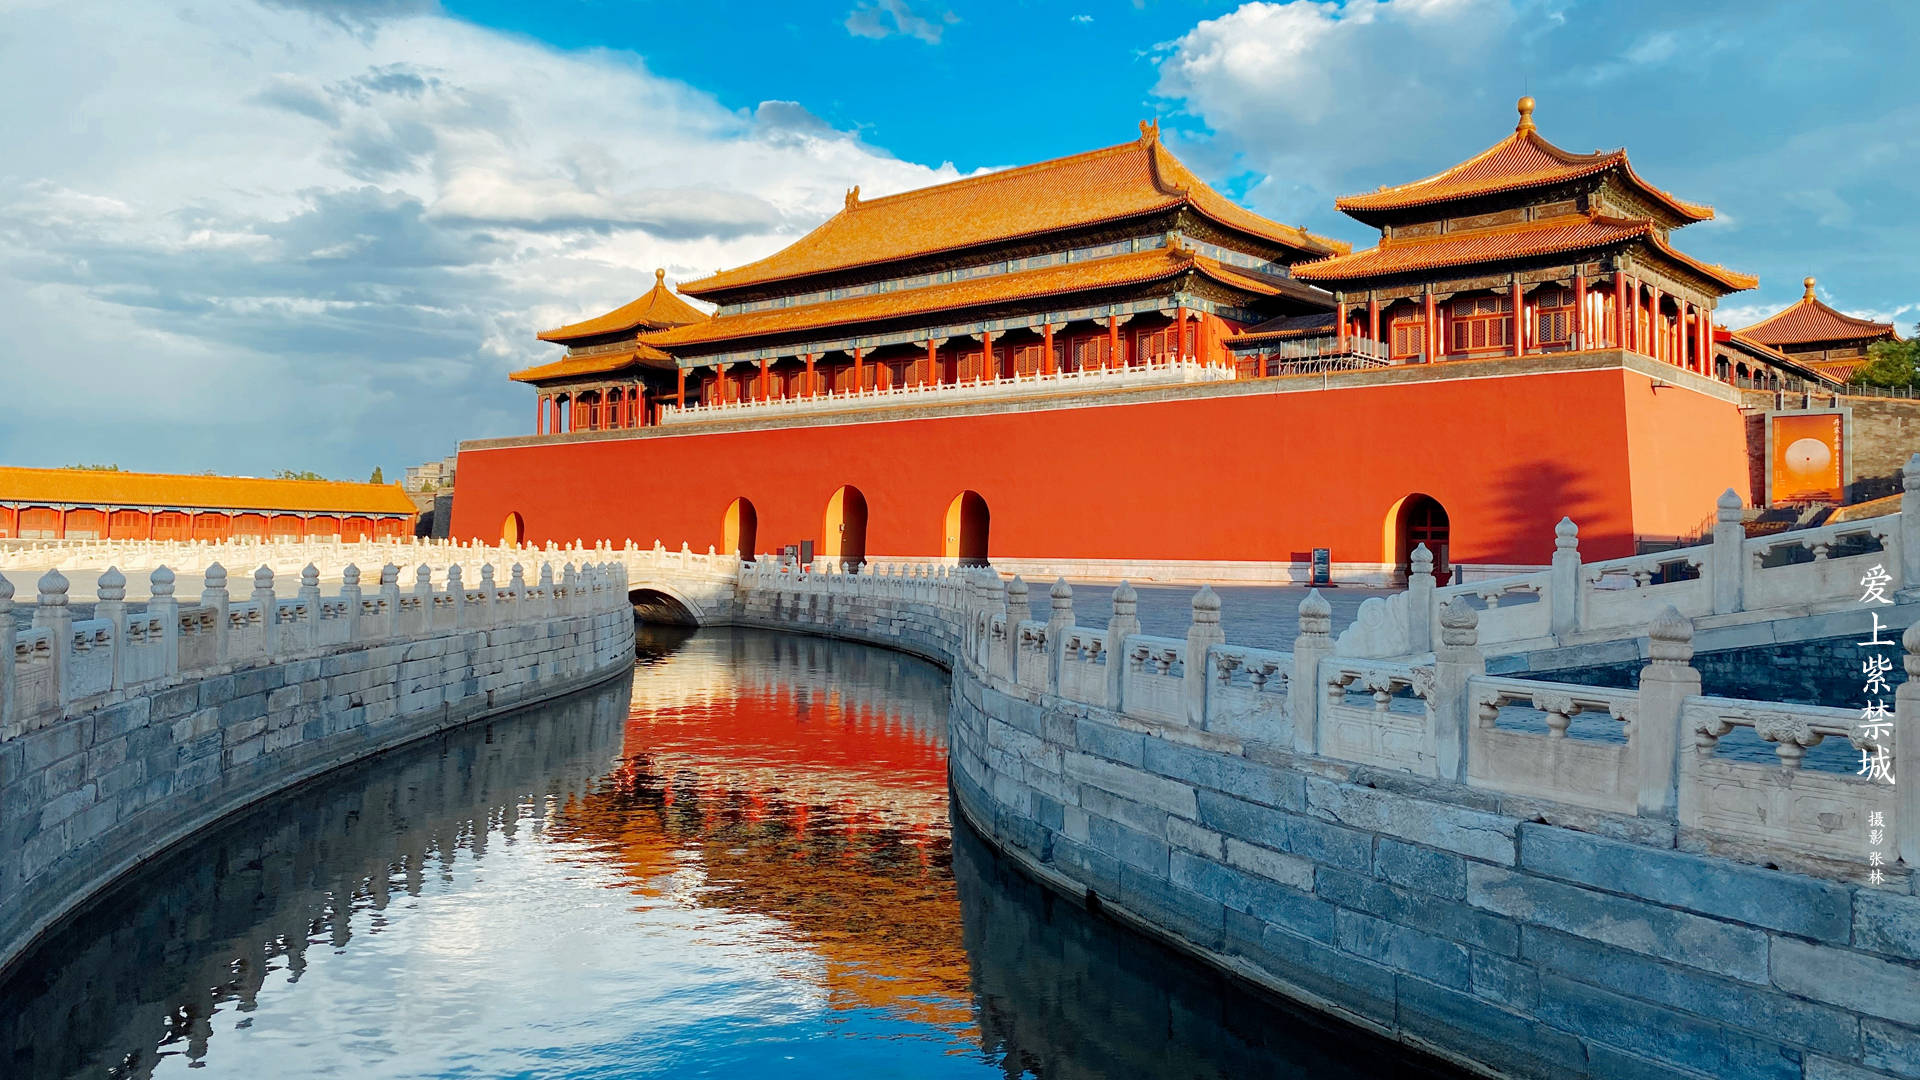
[1573,272,1588,349]
[1335,296,1348,353]
[1422,290,1437,361]
[980,331,992,382]
[805,352,817,396]
[535,395,543,434]
[1701,306,1715,378]
[1510,280,1525,357]
[1042,323,1055,376]
[759,358,770,401]
[1367,296,1380,349]
[853,347,864,392]
[676,368,686,410]
[1649,286,1664,362]
[1107,315,1119,370]
[924,340,937,385]
[1612,274,1625,350]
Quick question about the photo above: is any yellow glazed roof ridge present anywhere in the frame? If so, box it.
[1738,278,1901,345]
[1335,99,1713,223]
[510,343,674,384]
[677,128,1340,297]
[643,247,1280,352]
[538,269,711,343]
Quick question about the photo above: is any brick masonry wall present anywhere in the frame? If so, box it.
[0,606,635,974]
[1740,389,1920,505]
[735,585,1920,1080]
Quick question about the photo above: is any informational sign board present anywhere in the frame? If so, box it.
[1766,409,1849,506]
[799,540,815,566]
[1311,547,1331,586]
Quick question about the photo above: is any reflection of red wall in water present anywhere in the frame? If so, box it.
[624,683,948,795]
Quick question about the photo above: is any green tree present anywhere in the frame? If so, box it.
[1851,326,1920,388]
[369,466,385,484]
[274,469,327,481]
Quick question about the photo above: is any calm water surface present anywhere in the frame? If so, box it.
[1,627,1465,1079]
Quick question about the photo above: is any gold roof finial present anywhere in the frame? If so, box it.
[1803,276,1817,301]
[655,267,666,287]
[1516,96,1536,133]
[1139,118,1160,144]
[845,185,860,209]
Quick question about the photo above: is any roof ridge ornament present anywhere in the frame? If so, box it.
[845,185,860,210]
[1803,276,1817,302]
[1516,95,1536,133]
[1139,118,1160,144]
[655,267,666,288]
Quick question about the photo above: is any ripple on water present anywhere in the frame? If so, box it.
[0,627,1467,1080]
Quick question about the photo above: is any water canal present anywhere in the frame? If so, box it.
[0,627,1467,1079]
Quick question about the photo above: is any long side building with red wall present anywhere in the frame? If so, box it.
[454,102,1766,583]
[0,468,417,541]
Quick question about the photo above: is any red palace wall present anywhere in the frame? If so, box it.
[452,364,1750,570]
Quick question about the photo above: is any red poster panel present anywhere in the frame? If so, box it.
[1769,412,1846,504]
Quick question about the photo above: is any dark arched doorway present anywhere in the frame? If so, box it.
[823,485,868,567]
[722,497,758,562]
[944,491,989,566]
[1391,494,1450,585]
[501,511,525,546]
[629,588,698,626]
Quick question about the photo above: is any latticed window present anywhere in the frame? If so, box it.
[1135,323,1194,363]
[1449,294,1514,353]
[1533,286,1576,347]
[956,349,986,382]
[1072,335,1115,371]
[1388,306,1426,359]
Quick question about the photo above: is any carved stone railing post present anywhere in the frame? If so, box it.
[480,564,500,627]
[34,570,75,706]
[1899,622,1920,867]
[1005,576,1031,683]
[95,567,129,690]
[1185,586,1225,727]
[539,563,556,618]
[201,562,230,660]
[413,565,433,633]
[339,564,362,642]
[379,564,401,638]
[298,564,322,649]
[0,574,13,730]
[1903,454,1920,597]
[1431,597,1483,782]
[148,567,180,678]
[1408,544,1435,653]
[446,563,466,627]
[1549,517,1580,638]
[1711,489,1745,615]
[1046,578,1073,690]
[1290,590,1332,755]
[1635,605,1699,820]
[1106,582,1140,711]
[252,566,278,655]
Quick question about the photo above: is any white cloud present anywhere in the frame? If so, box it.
[845,0,959,44]
[0,0,961,477]
[1151,0,1522,226]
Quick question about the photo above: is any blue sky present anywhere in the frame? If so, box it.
[2,0,1915,480]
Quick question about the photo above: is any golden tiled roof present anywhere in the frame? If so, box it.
[644,246,1281,351]
[0,466,417,514]
[1231,312,1337,344]
[538,269,710,343]
[1738,278,1900,346]
[678,124,1345,298]
[510,344,675,384]
[1292,212,1757,292]
[1336,98,1713,223]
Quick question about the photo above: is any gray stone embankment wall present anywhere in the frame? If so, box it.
[732,584,1920,1080]
[944,672,1920,1080]
[0,606,635,976]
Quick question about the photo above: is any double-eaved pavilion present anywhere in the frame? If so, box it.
[1272,97,1757,374]
[513,122,1345,433]
[511,269,709,433]
[1737,276,1902,384]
